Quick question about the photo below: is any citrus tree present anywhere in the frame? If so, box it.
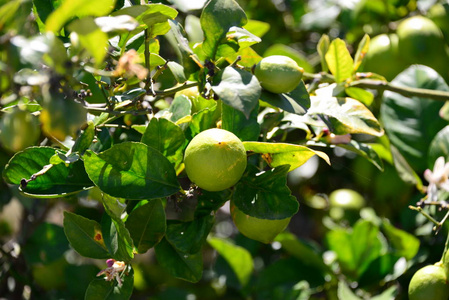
[2,0,449,299]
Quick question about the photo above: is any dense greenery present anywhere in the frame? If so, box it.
[1,0,449,299]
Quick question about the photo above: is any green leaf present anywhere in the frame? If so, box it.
[112,4,177,38]
[317,34,330,72]
[338,281,362,300]
[169,94,192,123]
[233,164,298,219]
[85,267,134,300]
[221,102,260,141]
[3,147,93,198]
[337,140,384,171]
[141,118,186,166]
[307,96,384,136]
[154,238,203,283]
[244,19,270,38]
[390,144,423,188]
[264,44,314,73]
[381,65,448,172]
[167,61,187,83]
[125,199,166,253]
[274,232,329,274]
[243,141,330,172]
[63,211,110,259]
[72,120,95,155]
[326,220,384,280]
[208,237,253,287]
[94,15,139,33]
[344,87,374,107]
[371,286,399,300]
[68,17,108,67]
[325,38,354,82]
[211,67,260,118]
[188,104,221,136]
[217,26,261,57]
[353,34,370,72]
[358,254,401,288]
[382,219,420,260]
[45,0,116,33]
[101,213,134,262]
[83,142,180,200]
[259,81,310,115]
[200,0,247,59]
[22,222,69,264]
[166,215,214,254]
[428,126,449,167]
[195,190,231,218]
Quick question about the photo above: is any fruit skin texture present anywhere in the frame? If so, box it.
[361,33,408,81]
[254,55,304,94]
[397,15,449,80]
[184,128,247,192]
[230,201,290,244]
[408,264,449,300]
[0,108,40,153]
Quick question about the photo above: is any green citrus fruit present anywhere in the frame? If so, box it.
[443,250,449,278]
[254,55,304,94]
[408,264,449,300]
[361,33,408,81]
[230,201,290,244]
[184,128,247,191]
[0,108,40,153]
[328,189,365,222]
[397,15,449,79]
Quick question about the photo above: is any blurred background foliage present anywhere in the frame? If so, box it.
[1,0,449,299]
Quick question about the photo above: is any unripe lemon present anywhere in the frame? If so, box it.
[361,33,408,81]
[230,201,290,244]
[0,108,40,153]
[254,55,304,94]
[184,128,247,191]
[408,264,449,300]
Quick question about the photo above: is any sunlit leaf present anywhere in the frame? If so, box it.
[325,38,354,82]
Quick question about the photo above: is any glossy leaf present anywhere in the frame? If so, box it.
[275,232,329,274]
[167,61,187,83]
[72,120,95,155]
[101,213,134,262]
[337,140,384,171]
[381,65,448,172]
[45,0,116,33]
[83,142,180,200]
[166,215,214,254]
[233,164,298,219]
[317,34,330,72]
[169,94,192,123]
[141,117,186,165]
[428,126,449,167]
[200,0,247,59]
[3,147,93,198]
[63,211,110,259]
[85,267,134,300]
[211,66,260,118]
[382,219,419,260]
[353,34,370,72]
[195,190,231,218]
[243,141,330,171]
[221,102,260,141]
[94,15,139,33]
[125,199,166,253]
[188,104,221,136]
[307,96,384,137]
[208,237,253,287]
[326,220,384,280]
[259,81,310,115]
[154,238,203,283]
[345,87,374,107]
[325,38,354,82]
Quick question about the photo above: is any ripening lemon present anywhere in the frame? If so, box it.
[230,201,291,244]
[408,264,449,300]
[254,55,304,94]
[184,128,247,191]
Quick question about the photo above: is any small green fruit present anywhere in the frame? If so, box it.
[230,201,290,244]
[408,264,449,300]
[361,33,408,81]
[254,55,304,94]
[328,189,365,222]
[184,128,247,191]
[0,108,40,152]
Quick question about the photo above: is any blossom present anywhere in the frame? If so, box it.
[97,259,126,287]
[114,49,148,80]
[424,156,449,201]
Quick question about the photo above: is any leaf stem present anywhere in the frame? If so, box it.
[409,205,441,227]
